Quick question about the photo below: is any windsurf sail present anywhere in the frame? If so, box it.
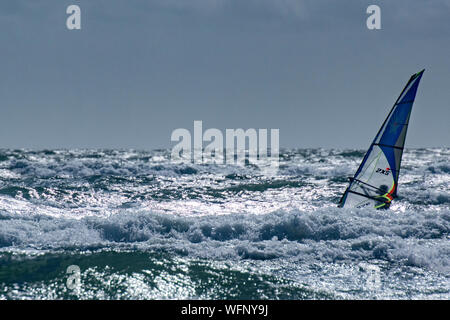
[338,69,425,209]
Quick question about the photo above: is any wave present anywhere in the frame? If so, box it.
[0,249,336,300]
[0,208,448,272]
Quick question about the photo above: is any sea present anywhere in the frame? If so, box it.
[0,148,448,299]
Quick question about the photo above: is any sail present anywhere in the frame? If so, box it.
[339,70,424,209]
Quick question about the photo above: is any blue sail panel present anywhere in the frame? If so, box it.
[398,72,423,104]
[378,102,413,146]
[378,73,423,148]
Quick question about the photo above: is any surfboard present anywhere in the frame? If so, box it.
[338,70,425,209]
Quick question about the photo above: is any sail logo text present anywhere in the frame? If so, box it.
[171,121,279,174]
[376,168,390,176]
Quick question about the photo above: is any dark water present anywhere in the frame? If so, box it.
[0,148,448,299]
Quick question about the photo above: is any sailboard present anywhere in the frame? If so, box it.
[338,69,425,209]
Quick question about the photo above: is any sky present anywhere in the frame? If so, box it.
[0,0,449,149]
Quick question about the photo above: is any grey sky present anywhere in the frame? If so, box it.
[0,0,449,149]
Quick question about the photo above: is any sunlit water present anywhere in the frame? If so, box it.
[0,148,448,299]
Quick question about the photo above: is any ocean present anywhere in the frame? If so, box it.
[0,148,448,299]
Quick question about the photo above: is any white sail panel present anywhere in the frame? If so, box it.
[342,145,395,209]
